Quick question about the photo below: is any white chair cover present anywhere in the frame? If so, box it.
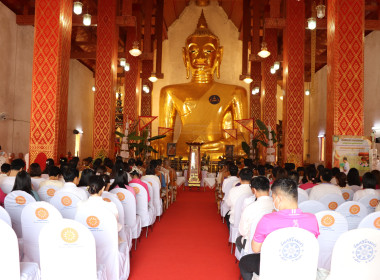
[298,188,309,204]
[260,227,319,280]
[305,188,312,195]
[319,193,345,211]
[299,200,327,214]
[229,193,252,244]
[315,210,348,271]
[335,201,368,230]
[101,191,132,249]
[129,182,155,228]
[0,219,40,280]
[110,188,142,239]
[78,186,91,198]
[141,176,163,217]
[358,212,380,230]
[75,205,130,280]
[5,191,36,238]
[220,200,230,217]
[39,219,98,280]
[358,194,380,214]
[341,188,354,201]
[37,184,60,202]
[141,179,155,211]
[328,228,380,280]
[21,201,63,264]
[50,191,81,219]
[0,205,11,226]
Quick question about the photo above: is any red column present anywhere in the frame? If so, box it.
[29,0,72,164]
[326,0,364,166]
[262,29,277,130]
[282,0,305,166]
[140,60,153,117]
[93,0,118,159]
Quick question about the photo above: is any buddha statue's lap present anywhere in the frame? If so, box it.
[159,11,248,157]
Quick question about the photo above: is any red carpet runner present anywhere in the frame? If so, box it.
[129,189,240,279]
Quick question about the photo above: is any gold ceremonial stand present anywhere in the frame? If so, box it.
[186,142,203,191]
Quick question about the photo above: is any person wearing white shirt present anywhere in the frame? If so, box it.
[353,172,378,201]
[0,163,10,178]
[226,168,253,229]
[38,166,64,190]
[29,163,46,191]
[236,176,273,253]
[57,168,87,200]
[0,159,25,194]
[343,157,350,175]
[309,168,343,201]
[220,164,240,218]
[346,168,362,192]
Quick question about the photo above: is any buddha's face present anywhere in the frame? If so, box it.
[185,36,219,70]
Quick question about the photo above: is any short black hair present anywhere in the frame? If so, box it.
[239,168,253,181]
[229,164,239,176]
[11,159,25,171]
[78,168,95,186]
[347,168,361,186]
[362,172,377,189]
[136,159,143,167]
[257,165,266,176]
[88,175,105,195]
[128,158,136,166]
[1,163,11,173]
[321,168,333,182]
[284,163,295,172]
[48,166,61,177]
[251,176,270,191]
[288,171,299,185]
[244,158,253,168]
[29,163,42,177]
[273,167,287,180]
[63,168,79,182]
[332,167,340,177]
[103,158,113,169]
[271,178,298,201]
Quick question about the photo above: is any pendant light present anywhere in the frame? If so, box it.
[129,41,142,57]
[73,1,83,15]
[83,13,91,26]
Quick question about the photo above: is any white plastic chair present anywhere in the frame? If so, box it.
[341,188,354,201]
[328,228,380,280]
[144,180,156,215]
[358,194,380,214]
[50,191,81,219]
[259,227,319,280]
[319,193,345,210]
[335,201,368,230]
[129,182,155,234]
[101,191,132,250]
[75,205,130,280]
[142,176,163,218]
[298,188,309,204]
[299,200,327,214]
[0,219,40,280]
[37,184,60,202]
[5,191,36,238]
[110,188,142,242]
[315,211,348,270]
[229,193,252,254]
[21,201,62,264]
[0,205,11,226]
[39,219,100,280]
[358,212,380,230]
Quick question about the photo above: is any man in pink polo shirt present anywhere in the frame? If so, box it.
[239,178,320,280]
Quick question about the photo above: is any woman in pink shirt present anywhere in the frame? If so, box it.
[299,166,317,190]
[129,166,150,202]
[108,170,136,198]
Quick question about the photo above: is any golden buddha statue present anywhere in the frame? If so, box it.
[159,11,248,158]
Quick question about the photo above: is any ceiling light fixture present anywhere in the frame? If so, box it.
[316,4,326,19]
[148,73,158,83]
[92,86,96,92]
[129,41,142,57]
[83,13,91,26]
[142,85,150,93]
[274,61,280,70]
[119,58,126,67]
[124,63,130,72]
[307,17,317,30]
[270,66,276,74]
[252,87,260,95]
[305,89,310,96]
[258,42,271,58]
[243,75,253,84]
[73,1,83,15]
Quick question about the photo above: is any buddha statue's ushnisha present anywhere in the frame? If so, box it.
[159,11,248,157]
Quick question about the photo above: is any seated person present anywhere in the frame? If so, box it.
[336,172,347,188]
[346,168,362,192]
[239,178,319,280]
[288,171,299,186]
[11,170,40,201]
[220,164,240,217]
[225,168,253,229]
[38,166,64,190]
[299,166,317,190]
[309,168,343,201]
[29,163,46,191]
[353,172,378,201]
[108,170,135,198]
[78,168,95,187]
[57,168,87,200]
[129,166,150,202]
[330,167,340,185]
[0,163,10,178]
[0,158,25,194]
[237,176,273,254]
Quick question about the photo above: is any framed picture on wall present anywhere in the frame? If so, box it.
[167,143,176,157]
[225,145,234,159]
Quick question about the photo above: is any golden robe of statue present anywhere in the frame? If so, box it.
[159,11,248,158]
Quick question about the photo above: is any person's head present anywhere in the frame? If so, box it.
[332,167,340,178]
[305,166,317,183]
[1,163,11,175]
[29,163,42,177]
[92,158,103,171]
[129,166,142,178]
[82,157,92,167]
[296,166,305,176]
[12,170,32,195]
[257,165,266,176]
[229,164,238,177]
[11,159,25,172]
[150,160,158,170]
[284,163,296,173]
[244,158,253,168]
[320,168,333,183]
[48,166,61,179]
[60,163,69,176]
[96,165,107,175]
[146,165,156,175]
[371,170,380,186]
[273,167,287,180]
[362,172,377,189]
[163,158,170,168]
[317,164,325,173]
[136,159,143,167]
[347,168,361,186]
[343,157,348,163]
[157,159,163,167]
[87,175,106,195]
[271,178,298,211]
[43,158,55,174]
[59,157,68,166]
[78,168,95,186]
[250,176,270,196]
[63,168,79,185]
[288,171,299,185]
[239,168,253,183]
[110,170,129,191]
[69,157,80,169]
[128,158,136,166]
[336,172,347,188]
[103,158,113,170]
